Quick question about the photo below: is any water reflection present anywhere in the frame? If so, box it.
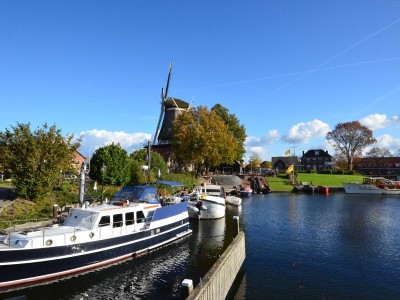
[4,193,400,299]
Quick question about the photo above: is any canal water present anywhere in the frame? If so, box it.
[3,192,400,299]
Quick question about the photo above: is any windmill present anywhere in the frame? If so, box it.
[153,63,190,145]
[153,62,172,144]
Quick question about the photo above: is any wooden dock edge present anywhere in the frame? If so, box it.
[184,230,246,300]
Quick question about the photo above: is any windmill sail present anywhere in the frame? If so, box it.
[153,63,172,144]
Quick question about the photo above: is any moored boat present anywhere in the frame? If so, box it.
[0,164,191,292]
[240,185,253,197]
[343,177,400,195]
[187,184,226,219]
[225,195,242,206]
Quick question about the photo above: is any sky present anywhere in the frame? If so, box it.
[1,0,400,162]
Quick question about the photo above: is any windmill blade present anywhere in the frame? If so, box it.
[153,88,165,144]
[161,87,165,102]
[164,62,172,100]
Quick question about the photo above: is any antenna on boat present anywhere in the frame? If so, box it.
[78,162,87,208]
[147,140,151,185]
[153,62,173,144]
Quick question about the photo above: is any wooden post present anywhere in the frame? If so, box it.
[53,204,59,220]
[233,216,240,237]
[181,279,193,298]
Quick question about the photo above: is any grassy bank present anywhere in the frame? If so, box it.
[267,173,364,192]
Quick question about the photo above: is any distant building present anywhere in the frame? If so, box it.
[72,151,86,173]
[355,157,400,180]
[272,156,299,172]
[299,149,334,172]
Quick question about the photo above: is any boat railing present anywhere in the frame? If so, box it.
[0,217,53,233]
[1,220,150,249]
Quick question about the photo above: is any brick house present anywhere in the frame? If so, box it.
[355,157,400,180]
[71,151,86,174]
[299,149,334,172]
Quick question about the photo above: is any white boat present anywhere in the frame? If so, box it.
[187,184,226,219]
[225,195,242,206]
[343,177,400,195]
[0,164,191,292]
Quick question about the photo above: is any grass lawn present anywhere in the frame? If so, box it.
[267,173,365,191]
[297,173,364,186]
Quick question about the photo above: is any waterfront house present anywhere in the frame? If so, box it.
[299,149,334,172]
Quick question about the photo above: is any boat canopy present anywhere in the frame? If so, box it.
[156,180,185,187]
[111,185,158,204]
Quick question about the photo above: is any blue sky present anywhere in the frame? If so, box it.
[1,1,400,161]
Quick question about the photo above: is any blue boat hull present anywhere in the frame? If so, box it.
[0,204,191,291]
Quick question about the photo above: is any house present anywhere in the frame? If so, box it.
[72,151,86,173]
[355,156,400,180]
[271,156,299,172]
[299,149,334,172]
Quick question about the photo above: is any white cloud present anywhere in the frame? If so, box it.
[359,114,393,130]
[78,129,151,157]
[245,130,280,147]
[376,134,400,149]
[284,119,330,144]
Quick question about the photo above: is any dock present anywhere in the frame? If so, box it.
[182,217,246,300]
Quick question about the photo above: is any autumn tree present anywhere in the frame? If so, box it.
[211,104,247,162]
[248,153,262,170]
[326,121,376,170]
[0,123,80,201]
[89,143,131,186]
[171,105,238,175]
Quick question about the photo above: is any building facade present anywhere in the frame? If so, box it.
[355,157,400,180]
[299,149,334,172]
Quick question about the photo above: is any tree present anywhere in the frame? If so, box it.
[0,122,80,201]
[211,104,247,162]
[326,121,376,170]
[172,106,238,175]
[248,154,262,168]
[261,160,272,168]
[89,143,131,186]
[129,147,168,185]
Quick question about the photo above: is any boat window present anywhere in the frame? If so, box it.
[143,192,157,201]
[113,214,123,228]
[64,210,98,228]
[99,215,111,227]
[136,211,145,223]
[125,212,134,225]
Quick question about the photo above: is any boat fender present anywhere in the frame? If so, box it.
[70,235,77,242]
[89,232,95,238]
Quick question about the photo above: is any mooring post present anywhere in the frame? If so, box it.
[181,278,193,298]
[53,204,59,220]
[233,216,240,237]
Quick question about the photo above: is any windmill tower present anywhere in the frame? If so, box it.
[153,63,190,145]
